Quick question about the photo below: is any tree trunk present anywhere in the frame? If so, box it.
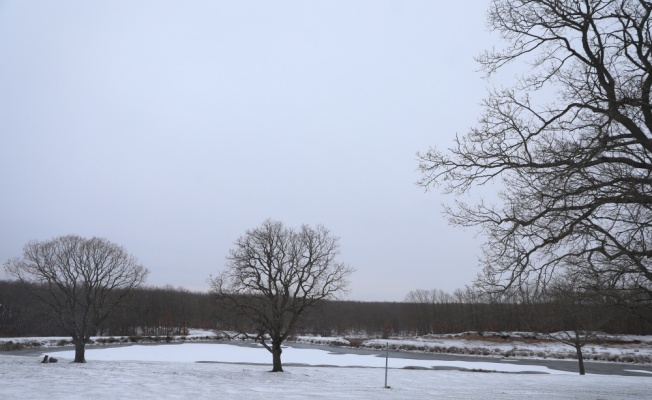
[73,339,86,363]
[575,343,585,375]
[271,341,283,372]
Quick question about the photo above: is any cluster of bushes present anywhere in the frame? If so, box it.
[0,341,26,351]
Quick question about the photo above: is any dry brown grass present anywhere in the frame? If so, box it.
[456,332,543,343]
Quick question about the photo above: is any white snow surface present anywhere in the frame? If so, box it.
[1,351,650,400]
[2,330,652,399]
[0,340,650,399]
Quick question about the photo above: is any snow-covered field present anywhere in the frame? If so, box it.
[1,330,652,399]
[1,353,651,400]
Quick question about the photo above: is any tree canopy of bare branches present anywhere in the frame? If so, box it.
[210,219,353,372]
[418,0,652,299]
[4,235,148,362]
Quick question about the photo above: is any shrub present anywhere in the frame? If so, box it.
[0,341,24,351]
[346,338,366,347]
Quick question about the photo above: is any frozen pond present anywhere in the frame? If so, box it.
[47,342,567,374]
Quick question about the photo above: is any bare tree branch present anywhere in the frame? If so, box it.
[417,0,652,301]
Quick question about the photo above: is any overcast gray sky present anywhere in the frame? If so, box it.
[0,1,501,301]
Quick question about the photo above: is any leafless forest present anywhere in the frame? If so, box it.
[2,280,650,338]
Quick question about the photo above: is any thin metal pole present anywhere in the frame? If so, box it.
[384,342,389,388]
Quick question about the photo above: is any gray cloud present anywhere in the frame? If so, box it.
[0,0,496,301]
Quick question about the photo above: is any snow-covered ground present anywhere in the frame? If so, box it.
[1,344,651,399]
[1,330,652,399]
[0,330,651,399]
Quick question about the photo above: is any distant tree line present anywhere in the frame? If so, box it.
[2,280,651,338]
[300,295,651,338]
[0,281,214,337]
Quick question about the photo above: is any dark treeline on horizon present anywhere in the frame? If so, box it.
[1,279,650,338]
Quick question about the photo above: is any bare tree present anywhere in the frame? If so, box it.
[522,273,613,375]
[210,219,353,372]
[4,235,148,362]
[417,0,652,297]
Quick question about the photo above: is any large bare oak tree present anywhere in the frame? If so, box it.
[418,0,652,300]
[210,219,353,372]
[4,235,148,362]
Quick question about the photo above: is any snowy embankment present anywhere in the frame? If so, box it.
[294,331,652,364]
[0,328,220,351]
